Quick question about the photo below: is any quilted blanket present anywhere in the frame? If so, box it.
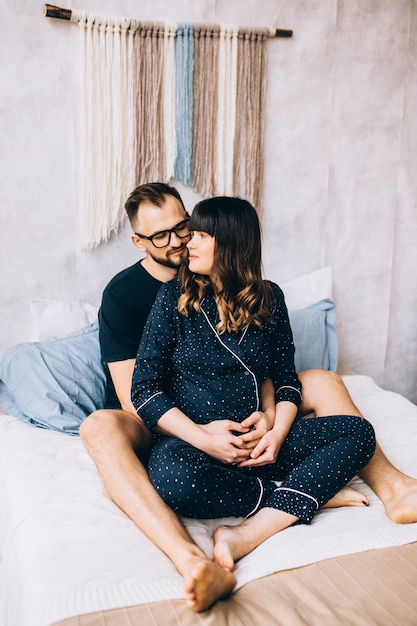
[0,375,417,626]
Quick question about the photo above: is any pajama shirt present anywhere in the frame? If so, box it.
[132,278,376,523]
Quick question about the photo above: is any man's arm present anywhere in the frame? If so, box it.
[108,359,137,415]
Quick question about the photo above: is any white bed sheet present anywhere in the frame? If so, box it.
[1,375,417,626]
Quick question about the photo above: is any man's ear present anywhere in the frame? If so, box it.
[131,233,147,252]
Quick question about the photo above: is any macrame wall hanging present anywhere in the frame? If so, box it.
[45,5,292,250]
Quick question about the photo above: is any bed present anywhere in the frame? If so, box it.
[1,269,417,626]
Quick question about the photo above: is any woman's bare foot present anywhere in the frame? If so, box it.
[322,485,369,509]
[183,559,236,612]
[213,525,242,571]
[213,507,300,571]
[212,487,370,573]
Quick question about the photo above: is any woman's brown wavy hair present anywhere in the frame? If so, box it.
[178,196,274,333]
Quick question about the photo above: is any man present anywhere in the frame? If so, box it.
[80,182,417,612]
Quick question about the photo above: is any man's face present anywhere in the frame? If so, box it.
[132,196,190,270]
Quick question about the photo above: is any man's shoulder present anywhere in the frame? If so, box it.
[103,261,162,296]
[104,261,145,291]
[98,262,163,350]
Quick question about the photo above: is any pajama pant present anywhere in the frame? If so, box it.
[147,415,376,524]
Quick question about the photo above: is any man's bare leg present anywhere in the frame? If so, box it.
[299,369,417,523]
[79,410,235,611]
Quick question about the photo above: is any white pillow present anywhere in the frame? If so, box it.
[31,300,99,341]
[280,267,333,310]
[29,270,332,339]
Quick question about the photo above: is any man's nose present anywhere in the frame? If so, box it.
[170,232,183,246]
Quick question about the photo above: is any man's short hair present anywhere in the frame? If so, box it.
[125,182,185,225]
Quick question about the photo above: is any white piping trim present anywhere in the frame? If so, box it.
[136,391,164,412]
[274,486,319,510]
[277,385,302,399]
[246,477,264,518]
[200,306,260,411]
[238,324,249,345]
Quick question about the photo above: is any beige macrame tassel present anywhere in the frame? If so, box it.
[163,23,177,181]
[236,29,267,213]
[134,23,167,186]
[192,25,220,198]
[78,12,136,250]
[216,25,238,196]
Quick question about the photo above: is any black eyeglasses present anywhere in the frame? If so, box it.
[135,218,191,249]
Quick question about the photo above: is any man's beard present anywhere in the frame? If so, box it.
[149,246,187,270]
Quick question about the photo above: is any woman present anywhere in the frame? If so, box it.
[131,196,376,570]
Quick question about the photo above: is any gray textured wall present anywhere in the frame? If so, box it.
[1,0,416,402]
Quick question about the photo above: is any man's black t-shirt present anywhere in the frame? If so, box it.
[98,261,163,408]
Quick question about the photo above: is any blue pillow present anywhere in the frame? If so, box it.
[0,322,106,435]
[288,299,338,373]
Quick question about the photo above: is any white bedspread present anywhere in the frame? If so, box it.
[1,375,417,626]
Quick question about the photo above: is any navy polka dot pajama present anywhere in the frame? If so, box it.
[132,278,376,525]
[148,414,375,522]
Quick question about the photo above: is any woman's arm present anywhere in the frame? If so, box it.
[131,283,181,427]
[269,283,302,407]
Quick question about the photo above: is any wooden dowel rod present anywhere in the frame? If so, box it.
[44,4,72,20]
[274,28,293,38]
[43,5,293,37]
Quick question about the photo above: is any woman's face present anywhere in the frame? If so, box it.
[186,230,215,275]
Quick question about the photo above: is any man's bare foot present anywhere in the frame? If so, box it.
[359,443,417,523]
[383,476,417,524]
[322,485,369,509]
[183,559,236,612]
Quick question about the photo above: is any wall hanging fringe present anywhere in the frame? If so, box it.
[45,4,293,250]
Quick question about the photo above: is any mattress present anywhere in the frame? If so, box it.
[1,374,417,626]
